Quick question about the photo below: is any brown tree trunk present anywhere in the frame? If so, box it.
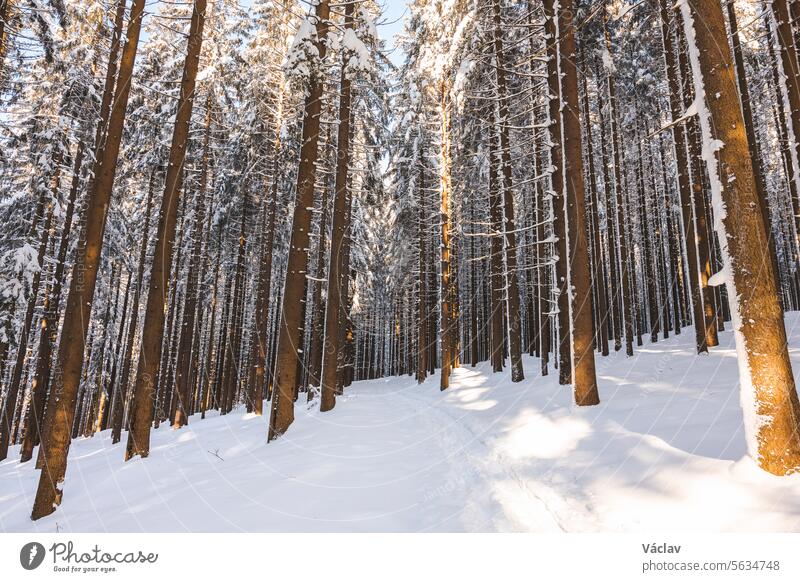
[657,0,707,353]
[0,171,57,460]
[773,0,800,230]
[678,31,720,349]
[248,117,282,416]
[307,164,331,394]
[491,0,523,383]
[173,100,212,427]
[269,0,330,439]
[101,268,131,432]
[439,80,454,391]
[560,0,599,405]
[320,4,354,410]
[488,123,504,374]
[31,0,147,520]
[417,163,429,384]
[680,0,800,475]
[603,6,634,357]
[543,0,571,382]
[125,0,206,460]
[728,0,781,295]
[21,143,84,463]
[580,61,609,356]
[109,170,156,446]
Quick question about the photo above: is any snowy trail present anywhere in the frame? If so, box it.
[2,319,800,532]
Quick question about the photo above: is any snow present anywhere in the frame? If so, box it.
[342,28,371,76]
[2,316,800,533]
[600,47,616,73]
[283,18,319,78]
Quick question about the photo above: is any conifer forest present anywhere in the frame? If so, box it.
[1,0,800,533]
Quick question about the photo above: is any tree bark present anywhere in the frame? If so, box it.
[173,100,212,427]
[491,0,524,383]
[125,0,206,460]
[559,0,599,405]
[31,0,147,520]
[269,0,330,439]
[680,0,800,475]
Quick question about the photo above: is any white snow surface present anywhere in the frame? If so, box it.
[2,318,800,533]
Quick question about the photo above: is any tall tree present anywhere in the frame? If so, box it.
[269,0,331,440]
[126,0,207,459]
[31,0,147,520]
[679,0,800,475]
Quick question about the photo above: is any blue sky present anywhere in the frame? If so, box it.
[377,1,409,65]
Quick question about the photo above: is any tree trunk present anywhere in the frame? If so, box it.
[173,100,212,427]
[488,123,504,374]
[439,80,454,391]
[491,0,524,383]
[416,162,429,384]
[125,0,206,460]
[269,0,330,439]
[21,143,84,463]
[603,6,634,357]
[0,172,57,460]
[680,0,800,475]
[109,169,156,446]
[560,0,599,405]
[31,0,147,520]
[248,131,281,415]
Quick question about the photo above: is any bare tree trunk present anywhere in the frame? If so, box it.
[439,80,455,391]
[416,164,429,384]
[559,0,599,405]
[125,0,206,460]
[543,0,571,385]
[101,268,131,432]
[491,0,524,383]
[31,0,147,520]
[173,100,212,427]
[248,118,281,416]
[728,0,781,296]
[603,6,634,357]
[21,143,84,463]
[307,165,331,394]
[320,4,354,410]
[0,170,57,460]
[580,60,609,356]
[269,0,330,439]
[680,0,800,475]
[488,123,504,374]
[109,170,156,446]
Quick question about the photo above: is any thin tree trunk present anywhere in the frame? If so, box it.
[603,6,634,357]
[491,0,524,383]
[109,169,156,446]
[173,99,212,427]
[21,143,84,463]
[0,174,57,459]
[544,0,571,381]
[488,123,504,374]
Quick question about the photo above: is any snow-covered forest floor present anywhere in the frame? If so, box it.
[3,317,800,533]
